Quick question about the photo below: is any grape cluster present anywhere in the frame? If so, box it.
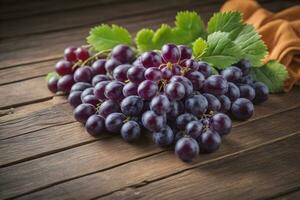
[47,43,269,162]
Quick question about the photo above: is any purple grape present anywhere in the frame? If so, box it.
[47,76,59,93]
[105,112,126,133]
[175,137,199,162]
[252,82,269,104]
[150,95,170,115]
[203,75,228,96]
[111,44,135,64]
[164,82,185,101]
[57,74,74,93]
[225,82,240,101]
[70,82,92,92]
[55,60,73,76]
[82,95,100,107]
[144,67,162,82]
[185,71,205,90]
[231,98,254,120]
[170,75,193,97]
[239,84,256,101]
[121,121,141,142]
[104,81,124,101]
[161,44,180,63]
[74,67,93,83]
[64,47,77,62]
[210,113,232,136]
[75,47,89,61]
[92,59,106,75]
[171,64,181,75]
[185,95,208,117]
[152,126,174,147]
[198,61,212,78]
[186,121,203,139]
[98,99,120,117]
[94,81,110,100]
[217,95,231,113]
[221,66,242,83]
[142,110,166,132]
[74,103,96,124]
[203,93,221,112]
[240,75,253,84]
[161,67,173,80]
[92,75,110,86]
[120,95,144,116]
[113,64,132,82]
[68,91,82,108]
[133,56,142,66]
[137,80,158,100]
[183,59,199,71]
[235,59,251,75]
[80,87,94,101]
[127,66,146,83]
[105,58,122,74]
[167,101,184,120]
[178,45,192,61]
[141,51,162,68]
[176,113,198,130]
[198,129,221,153]
[85,114,105,136]
[123,82,138,97]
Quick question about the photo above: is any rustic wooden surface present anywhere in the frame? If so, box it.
[1,0,300,199]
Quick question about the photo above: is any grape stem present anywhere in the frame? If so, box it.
[81,49,112,66]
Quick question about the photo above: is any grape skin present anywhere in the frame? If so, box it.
[217,95,231,113]
[68,91,82,108]
[105,113,126,133]
[57,74,75,93]
[203,75,228,96]
[121,121,141,142]
[185,95,208,117]
[150,95,170,115]
[141,51,162,68]
[80,87,94,102]
[178,45,192,60]
[152,125,174,147]
[203,93,221,112]
[104,81,125,101]
[74,103,96,124]
[198,129,221,153]
[85,115,105,136]
[120,96,144,116]
[231,98,254,120]
[164,82,185,101]
[210,113,232,136]
[111,45,135,64]
[74,67,93,83]
[142,110,166,132]
[186,121,203,139]
[113,64,132,82]
[92,59,107,75]
[161,43,181,63]
[225,82,240,101]
[239,84,256,101]
[70,82,92,92]
[92,75,110,86]
[47,76,59,93]
[98,99,120,118]
[55,60,73,76]
[176,113,198,130]
[82,95,100,107]
[123,82,138,97]
[252,82,269,104]
[127,66,146,83]
[175,137,199,162]
[94,81,110,100]
[137,80,158,100]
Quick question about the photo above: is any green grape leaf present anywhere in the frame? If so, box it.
[175,11,207,40]
[250,60,288,93]
[152,24,173,48]
[87,24,132,51]
[210,67,219,75]
[200,32,242,69]
[207,12,243,39]
[192,37,208,58]
[135,28,156,52]
[46,72,59,81]
[233,25,267,67]
[207,12,267,66]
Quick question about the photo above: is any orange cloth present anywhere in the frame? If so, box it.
[221,0,300,92]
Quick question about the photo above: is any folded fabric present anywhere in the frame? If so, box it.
[221,0,300,92]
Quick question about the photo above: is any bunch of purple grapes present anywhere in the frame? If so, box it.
[47,43,269,162]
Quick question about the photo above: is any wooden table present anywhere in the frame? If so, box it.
[1,0,300,199]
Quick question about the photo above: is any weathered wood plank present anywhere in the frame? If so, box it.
[1,106,299,199]
[0,60,55,86]
[0,102,73,140]
[0,77,53,109]
[0,0,128,20]
[272,190,300,200]
[0,1,221,69]
[0,0,222,38]
[99,134,300,200]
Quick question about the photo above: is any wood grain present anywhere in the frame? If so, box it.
[1,106,299,199]
[99,134,300,200]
